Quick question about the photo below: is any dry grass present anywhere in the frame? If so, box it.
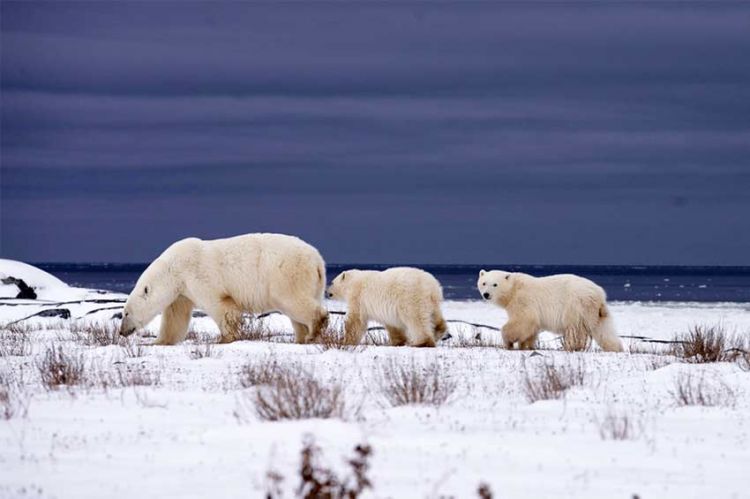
[244,364,350,421]
[362,329,389,346]
[36,344,86,390]
[597,409,643,441]
[121,338,146,358]
[70,320,120,346]
[0,324,32,357]
[265,436,373,499]
[234,316,280,342]
[188,333,220,359]
[670,371,736,407]
[0,370,30,420]
[316,317,364,352]
[560,330,593,352]
[670,324,747,364]
[115,363,161,387]
[378,358,457,407]
[522,359,587,403]
[239,354,282,388]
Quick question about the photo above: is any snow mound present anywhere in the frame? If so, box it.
[0,259,125,305]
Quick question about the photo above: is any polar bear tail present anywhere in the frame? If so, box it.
[591,306,623,352]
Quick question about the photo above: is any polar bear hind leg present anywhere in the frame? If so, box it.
[154,295,194,345]
[432,310,448,342]
[590,306,623,352]
[404,312,436,348]
[283,298,328,344]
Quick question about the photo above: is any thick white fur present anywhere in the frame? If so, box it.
[120,233,328,345]
[477,270,623,352]
[327,267,447,347]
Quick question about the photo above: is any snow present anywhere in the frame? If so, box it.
[1,264,750,498]
[0,259,125,304]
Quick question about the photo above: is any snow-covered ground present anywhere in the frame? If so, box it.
[1,263,749,498]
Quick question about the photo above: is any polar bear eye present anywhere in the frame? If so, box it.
[144,286,149,295]
[493,283,497,287]
[482,282,486,286]
[505,275,509,280]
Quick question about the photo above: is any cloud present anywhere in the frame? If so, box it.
[1,2,749,263]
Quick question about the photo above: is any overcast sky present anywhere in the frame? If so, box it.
[1,2,749,265]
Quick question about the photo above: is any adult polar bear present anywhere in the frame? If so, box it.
[119,233,328,345]
[478,270,623,352]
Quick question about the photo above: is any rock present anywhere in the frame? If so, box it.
[37,308,71,319]
[1,277,37,299]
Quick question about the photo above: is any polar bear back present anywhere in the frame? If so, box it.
[515,273,607,332]
[161,233,325,312]
[355,267,443,327]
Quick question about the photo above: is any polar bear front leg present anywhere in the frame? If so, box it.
[502,319,538,350]
[404,315,437,348]
[385,325,408,346]
[154,295,194,345]
[291,321,310,344]
[344,312,367,345]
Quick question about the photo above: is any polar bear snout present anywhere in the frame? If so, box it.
[119,315,136,337]
[482,292,490,300]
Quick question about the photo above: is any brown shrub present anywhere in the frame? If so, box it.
[37,345,86,389]
[478,483,493,499]
[378,359,456,407]
[249,365,350,421]
[239,354,282,388]
[265,436,373,499]
[523,359,586,403]
[670,324,746,364]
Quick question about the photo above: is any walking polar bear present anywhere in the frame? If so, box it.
[326,267,448,347]
[478,270,623,352]
[119,233,328,345]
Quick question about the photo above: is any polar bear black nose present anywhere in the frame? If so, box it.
[483,292,490,299]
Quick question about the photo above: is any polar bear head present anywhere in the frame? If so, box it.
[326,270,359,301]
[120,259,179,336]
[477,269,514,304]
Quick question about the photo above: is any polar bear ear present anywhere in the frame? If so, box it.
[479,269,486,277]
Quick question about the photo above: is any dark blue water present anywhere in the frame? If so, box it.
[35,263,750,302]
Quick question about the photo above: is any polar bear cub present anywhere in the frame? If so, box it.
[326,267,448,347]
[119,233,328,345]
[478,270,623,352]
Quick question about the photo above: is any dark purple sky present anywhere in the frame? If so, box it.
[2,2,749,265]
